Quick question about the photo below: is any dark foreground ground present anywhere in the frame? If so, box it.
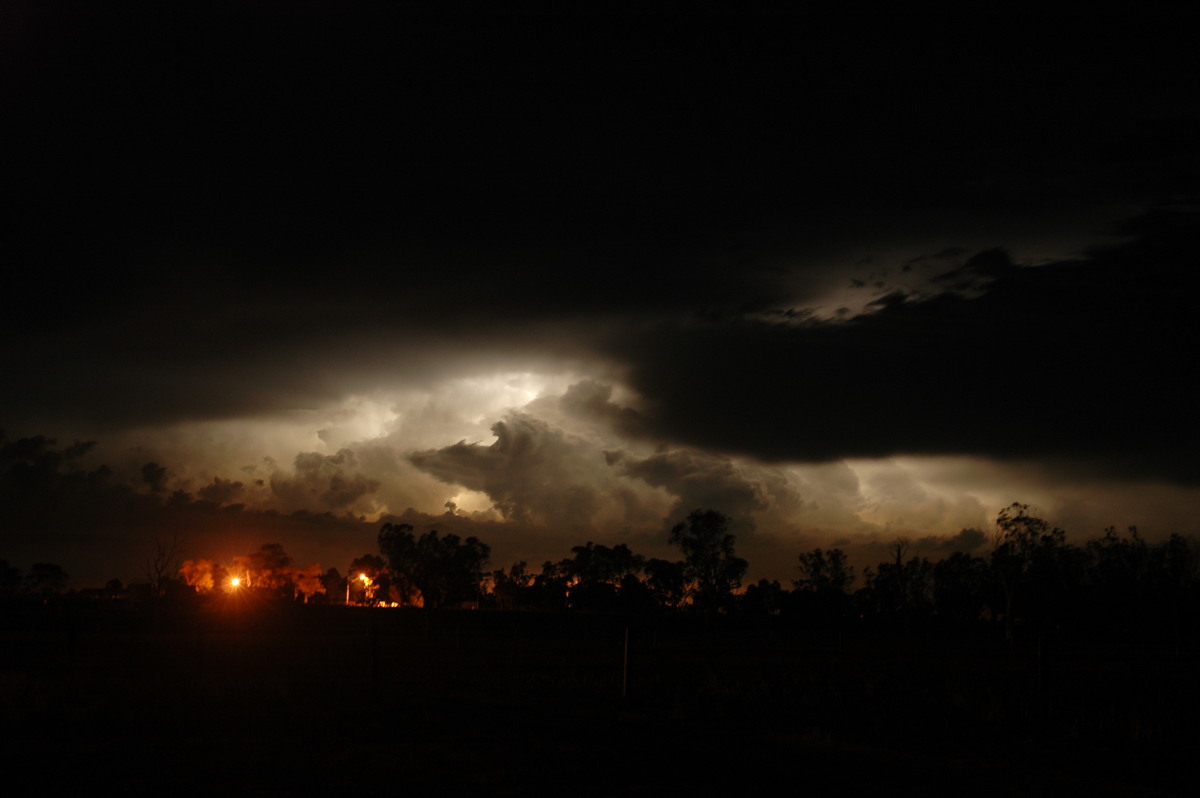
[2,602,1196,796]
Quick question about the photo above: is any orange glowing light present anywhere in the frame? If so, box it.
[230,577,241,588]
[358,573,371,584]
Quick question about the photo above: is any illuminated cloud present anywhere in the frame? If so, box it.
[410,411,666,532]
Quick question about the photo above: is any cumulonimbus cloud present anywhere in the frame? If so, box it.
[608,212,1200,483]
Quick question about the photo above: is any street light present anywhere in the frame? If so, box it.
[346,572,371,605]
[226,574,244,623]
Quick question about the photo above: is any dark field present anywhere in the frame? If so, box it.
[2,603,1196,796]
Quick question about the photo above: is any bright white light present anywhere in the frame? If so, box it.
[446,490,495,515]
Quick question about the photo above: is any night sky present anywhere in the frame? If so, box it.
[4,6,1199,588]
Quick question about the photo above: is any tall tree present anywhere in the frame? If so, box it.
[179,558,227,594]
[861,540,935,634]
[233,542,294,595]
[644,558,688,610]
[146,530,185,598]
[562,542,645,611]
[378,523,490,609]
[795,547,855,594]
[348,553,387,604]
[1151,533,1199,653]
[741,578,786,617]
[0,559,20,601]
[491,561,534,611]
[991,503,1077,645]
[291,563,327,603]
[23,562,68,601]
[669,509,748,613]
[565,542,645,587]
[932,551,991,626]
[793,547,855,627]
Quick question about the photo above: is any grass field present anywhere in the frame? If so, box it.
[2,602,1195,796]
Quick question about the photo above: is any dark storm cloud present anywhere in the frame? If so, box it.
[616,449,768,531]
[0,432,380,586]
[197,476,244,505]
[906,249,969,269]
[1,434,120,531]
[613,212,1200,482]
[930,248,1018,294]
[140,461,168,493]
[272,450,381,510]
[915,527,988,555]
[557,380,647,438]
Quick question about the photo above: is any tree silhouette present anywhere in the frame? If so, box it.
[146,530,185,598]
[529,560,570,610]
[861,539,934,634]
[291,563,327,603]
[233,542,294,596]
[644,558,688,609]
[348,553,387,604]
[561,542,645,611]
[795,547,855,593]
[179,558,227,594]
[321,567,345,603]
[991,503,1077,645]
[793,547,855,628]
[378,523,490,609]
[23,562,68,601]
[1151,533,1199,653]
[1084,526,1150,639]
[741,578,785,617]
[932,550,991,627]
[669,509,748,613]
[0,559,20,602]
[491,561,534,610]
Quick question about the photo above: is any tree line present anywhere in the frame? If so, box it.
[6,503,1199,649]
[368,504,1200,649]
[337,503,1200,652]
[785,504,1200,650]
